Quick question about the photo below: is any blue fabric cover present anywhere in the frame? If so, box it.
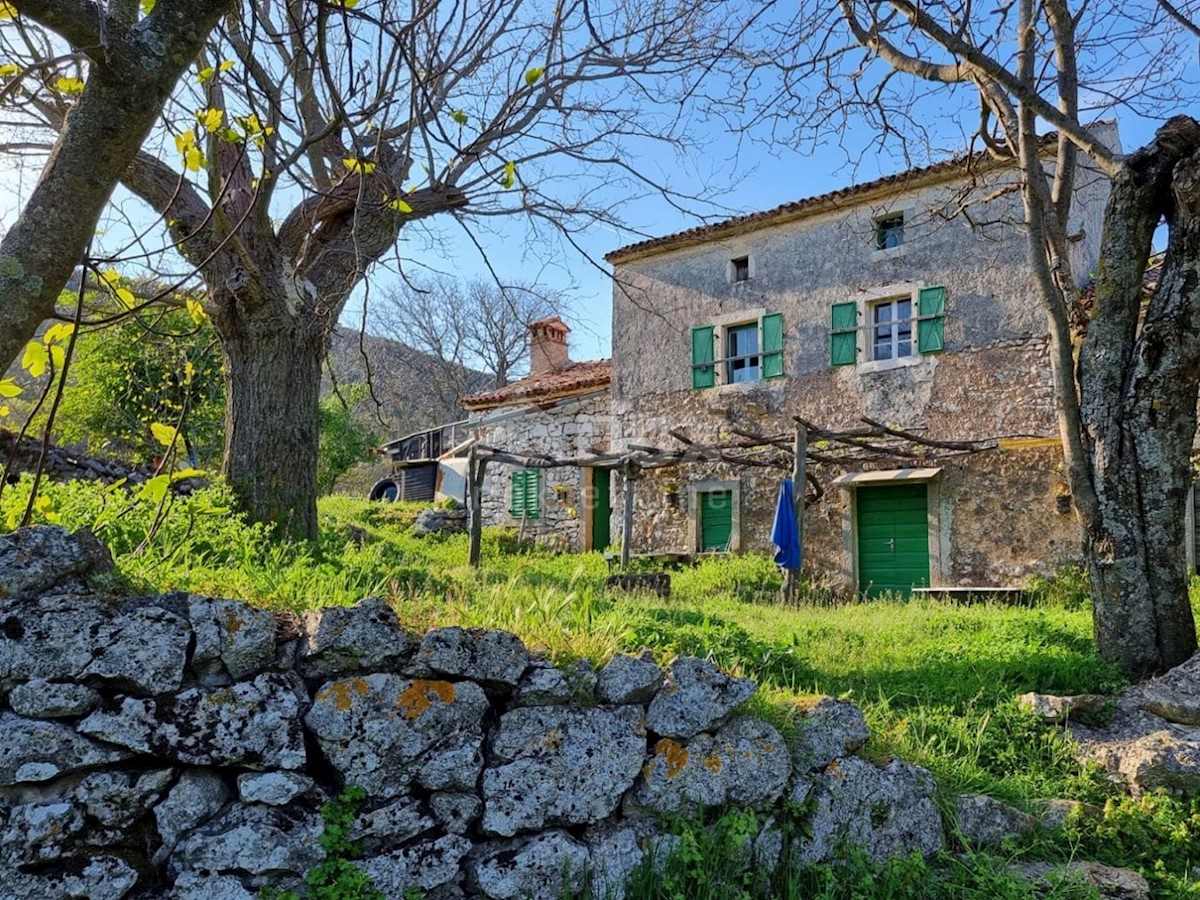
[771,478,801,571]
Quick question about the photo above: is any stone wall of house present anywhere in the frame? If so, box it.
[606,150,1114,583]
[471,393,612,552]
[609,336,1081,587]
[0,526,953,900]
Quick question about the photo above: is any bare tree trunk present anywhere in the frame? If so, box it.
[1079,117,1200,676]
[215,308,326,541]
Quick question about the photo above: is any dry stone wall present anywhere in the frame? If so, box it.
[0,527,946,900]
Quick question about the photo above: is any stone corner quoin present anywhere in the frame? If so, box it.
[0,525,946,900]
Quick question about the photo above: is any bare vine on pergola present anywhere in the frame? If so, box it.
[465,416,1004,581]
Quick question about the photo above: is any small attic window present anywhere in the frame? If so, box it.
[730,256,750,283]
[875,214,905,250]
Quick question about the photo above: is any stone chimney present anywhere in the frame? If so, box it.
[528,316,571,375]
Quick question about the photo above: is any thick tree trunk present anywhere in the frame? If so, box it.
[1078,117,1200,676]
[217,311,326,542]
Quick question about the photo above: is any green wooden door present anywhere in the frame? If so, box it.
[699,491,734,552]
[590,468,611,550]
[856,484,930,597]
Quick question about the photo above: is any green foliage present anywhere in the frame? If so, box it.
[318,385,380,495]
[52,306,224,466]
[1024,564,1091,611]
[259,787,383,900]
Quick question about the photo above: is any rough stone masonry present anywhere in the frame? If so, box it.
[0,525,1066,899]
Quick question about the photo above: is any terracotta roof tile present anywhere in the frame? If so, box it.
[463,359,611,411]
[604,129,1099,264]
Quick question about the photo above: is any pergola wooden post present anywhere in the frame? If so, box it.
[467,446,487,569]
[783,424,807,603]
[620,459,638,568]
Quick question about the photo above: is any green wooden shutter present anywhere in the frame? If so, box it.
[510,469,542,519]
[761,313,784,379]
[691,325,715,389]
[917,286,946,354]
[830,302,857,367]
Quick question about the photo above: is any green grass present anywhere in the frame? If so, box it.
[5,479,1200,897]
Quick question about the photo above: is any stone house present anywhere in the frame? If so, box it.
[463,317,615,552]
[603,125,1122,594]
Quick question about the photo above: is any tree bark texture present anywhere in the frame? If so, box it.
[214,301,327,542]
[1078,116,1200,676]
[0,0,230,369]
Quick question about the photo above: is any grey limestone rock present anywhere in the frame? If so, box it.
[1018,691,1110,725]
[305,673,488,799]
[168,803,323,888]
[627,716,790,816]
[81,605,191,695]
[154,769,231,865]
[482,705,647,835]
[300,597,417,680]
[359,835,473,896]
[0,713,131,785]
[596,652,663,706]
[0,854,138,900]
[954,793,1037,847]
[584,822,648,900]
[430,792,482,835]
[351,795,435,850]
[791,697,870,771]
[1079,728,1200,795]
[645,656,755,739]
[77,673,307,769]
[1036,798,1102,829]
[0,525,108,600]
[794,757,944,865]
[1136,654,1200,726]
[0,594,116,687]
[468,830,591,900]
[8,679,99,718]
[189,597,277,682]
[1016,861,1150,900]
[414,626,529,689]
[170,872,256,900]
[236,771,316,806]
[513,659,596,706]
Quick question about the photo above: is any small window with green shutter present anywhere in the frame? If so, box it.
[917,286,946,354]
[830,302,858,366]
[510,468,541,519]
[691,325,715,389]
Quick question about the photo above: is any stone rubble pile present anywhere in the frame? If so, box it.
[0,526,1151,899]
[412,506,468,538]
[0,428,150,485]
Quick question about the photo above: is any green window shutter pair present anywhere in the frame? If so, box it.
[917,286,946,354]
[830,302,857,366]
[509,468,541,519]
[829,287,946,366]
[691,314,785,387]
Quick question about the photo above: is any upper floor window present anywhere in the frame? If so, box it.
[726,323,760,383]
[830,285,945,368]
[870,297,913,361]
[691,313,784,389]
[875,214,904,250]
[731,256,750,283]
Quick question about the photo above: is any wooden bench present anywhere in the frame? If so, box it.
[911,586,1030,605]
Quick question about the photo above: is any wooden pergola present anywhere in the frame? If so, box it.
[465,416,1002,599]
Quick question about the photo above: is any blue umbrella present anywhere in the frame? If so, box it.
[772,479,801,570]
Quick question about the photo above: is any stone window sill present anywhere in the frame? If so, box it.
[856,355,922,375]
[871,244,908,263]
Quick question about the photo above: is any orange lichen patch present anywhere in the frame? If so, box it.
[540,728,565,752]
[791,695,827,714]
[648,738,690,781]
[395,679,456,721]
[317,678,370,712]
[703,753,723,773]
[826,759,845,780]
[222,610,244,635]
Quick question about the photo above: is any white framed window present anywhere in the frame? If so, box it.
[725,321,760,382]
[868,296,914,361]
